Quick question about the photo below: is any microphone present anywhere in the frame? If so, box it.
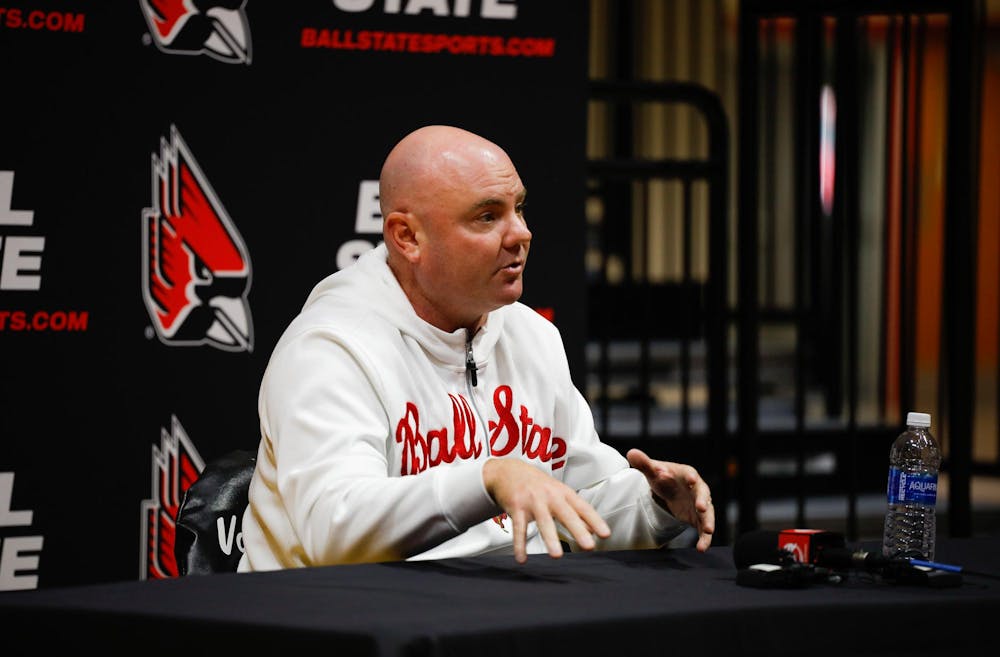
[733,529,847,588]
[733,529,964,588]
[812,545,891,571]
[733,529,846,570]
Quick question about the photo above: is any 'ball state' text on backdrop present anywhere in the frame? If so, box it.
[0,473,43,591]
[304,1,552,57]
[330,0,518,19]
[337,180,384,270]
[0,171,89,333]
[0,171,43,291]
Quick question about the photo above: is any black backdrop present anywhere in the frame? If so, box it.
[0,0,588,589]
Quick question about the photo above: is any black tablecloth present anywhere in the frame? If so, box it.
[2,538,998,656]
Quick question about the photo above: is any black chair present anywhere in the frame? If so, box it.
[174,449,256,576]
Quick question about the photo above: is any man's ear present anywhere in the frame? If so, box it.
[384,211,420,262]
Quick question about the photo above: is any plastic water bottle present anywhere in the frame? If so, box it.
[882,412,941,560]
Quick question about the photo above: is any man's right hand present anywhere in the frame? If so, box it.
[482,458,611,564]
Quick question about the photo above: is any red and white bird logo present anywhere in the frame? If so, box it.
[141,125,253,352]
[139,0,252,64]
[139,415,205,580]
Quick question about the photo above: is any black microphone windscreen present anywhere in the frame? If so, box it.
[814,546,890,571]
[813,547,856,570]
[733,530,782,569]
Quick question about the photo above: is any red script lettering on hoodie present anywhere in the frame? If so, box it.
[395,385,567,475]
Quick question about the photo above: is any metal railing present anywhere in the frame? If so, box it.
[586,79,731,544]
[586,0,985,544]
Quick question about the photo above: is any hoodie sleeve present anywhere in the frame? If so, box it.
[254,328,499,566]
[557,385,688,551]
[521,312,688,551]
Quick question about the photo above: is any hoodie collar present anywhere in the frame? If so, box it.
[305,244,505,370]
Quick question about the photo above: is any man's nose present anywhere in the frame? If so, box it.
[506,215,532,245]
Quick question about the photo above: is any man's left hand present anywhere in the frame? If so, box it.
[626,448,715,552]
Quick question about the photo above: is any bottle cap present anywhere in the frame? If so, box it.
[906,411,931,428]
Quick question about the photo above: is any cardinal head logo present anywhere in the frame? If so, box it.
[139,0,252,64]
[141,125,253,352]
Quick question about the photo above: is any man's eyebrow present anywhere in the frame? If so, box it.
[472,188,528,211]
[470,197,502,210]
[469,188,527,211]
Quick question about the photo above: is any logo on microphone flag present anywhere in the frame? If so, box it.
[778,528,835,564]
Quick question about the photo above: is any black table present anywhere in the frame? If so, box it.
[2,538,998,656]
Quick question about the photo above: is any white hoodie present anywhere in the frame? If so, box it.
[238,245,685,571]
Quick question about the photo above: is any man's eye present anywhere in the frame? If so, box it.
[479,213,495,222]
[515,203,526,215]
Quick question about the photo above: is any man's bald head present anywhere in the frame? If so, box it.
[379,125,511,222]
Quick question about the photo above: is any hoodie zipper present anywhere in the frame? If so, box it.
[465,331,491,457]
[467,331,514,534]
[465,334,478,387]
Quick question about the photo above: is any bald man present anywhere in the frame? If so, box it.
[238,126,713,572]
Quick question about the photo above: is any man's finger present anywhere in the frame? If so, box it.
[626,448,653,475]
[553,500,600,551]
[697,530,713,551]
[532,505,564,559]
[511,510,529,564]
[629,449,683,496]
[695,496,715,551]
[568,494,611,539]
